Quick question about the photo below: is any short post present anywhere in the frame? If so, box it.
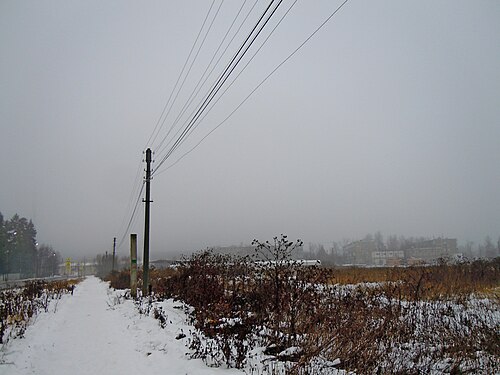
[112,237,116,272]
[130,233,137,298]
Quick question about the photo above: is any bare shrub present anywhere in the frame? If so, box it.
[0,279,81,345]
[130,240,499,374]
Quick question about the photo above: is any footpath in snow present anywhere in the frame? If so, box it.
[0,276,242,375]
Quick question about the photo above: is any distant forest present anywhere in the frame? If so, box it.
[0,212,61,278]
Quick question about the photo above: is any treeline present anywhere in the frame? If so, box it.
[0,211,61,278]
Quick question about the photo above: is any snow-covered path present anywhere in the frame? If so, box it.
[1,277,242,375]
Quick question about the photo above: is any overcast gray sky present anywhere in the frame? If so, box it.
[1,0,499,260]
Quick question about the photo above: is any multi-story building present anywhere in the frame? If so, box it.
[372,250,405,266]
[343,239,376,265]
[344,237,458,266]
[404,238,457,264]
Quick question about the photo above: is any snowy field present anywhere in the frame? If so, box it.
[1,273,498,375]
[0,277,243,375]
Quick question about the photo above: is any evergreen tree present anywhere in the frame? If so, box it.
[4,214,37,276]
[1,211,62,278]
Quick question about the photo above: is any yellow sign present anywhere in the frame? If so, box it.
[65,258,71,275]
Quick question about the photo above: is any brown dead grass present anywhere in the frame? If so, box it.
[326,258,500,300]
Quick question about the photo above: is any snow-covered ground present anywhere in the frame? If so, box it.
[0,277,242,375]
[4,275,495,374]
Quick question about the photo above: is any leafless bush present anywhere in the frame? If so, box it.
[130,239,499,374]
[0,279,80,345]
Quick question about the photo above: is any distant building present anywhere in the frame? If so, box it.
[343,239,376,265]
[344,237,458,266]
[372,250,405,266]
[404,238,457,264]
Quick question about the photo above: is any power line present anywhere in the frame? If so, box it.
[119,2,218,250]
[153,0,350,176]
[154,0,226,152]
[120,2,217,250]
[113,155,145,244]
[154,0,254,159]
[155,0,275,162]
[116,0,291,249]
[128,159,145,205]
[164,0,299,161]
[145,0,217,150]
[117,180,145,250]
[162,0,283,160]
[154,0,284,172]
[117,0,351,253]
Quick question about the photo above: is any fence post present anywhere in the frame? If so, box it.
[130,233,137,298]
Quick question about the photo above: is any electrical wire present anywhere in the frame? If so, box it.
[153,0,350,176]
[153,0,253,158]
[154,0,284,172]
[117,180,145,249]
[116,1,261,249]
[116,0,351,249]
[118,1,218,249]
[154,0,274,162]
[159,0,282,164]
[145,0,217,150]
[117,157,144,236]
[154,0,265,161]
[164,0,299,161]
[154,0,225,152]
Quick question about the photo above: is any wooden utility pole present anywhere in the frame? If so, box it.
[142,148,152,296]
[130,233,137,298]
[112,237,116,272]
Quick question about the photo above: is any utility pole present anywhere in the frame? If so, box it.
[142,148,152,296]
[112,237,116,272]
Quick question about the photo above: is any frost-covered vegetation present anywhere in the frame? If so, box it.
[109,235,500,374]
[0,279,79,346]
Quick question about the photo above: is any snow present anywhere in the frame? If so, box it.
[3,276,494,374]
[0,277,242,375]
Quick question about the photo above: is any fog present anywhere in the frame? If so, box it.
[1,0,499,260]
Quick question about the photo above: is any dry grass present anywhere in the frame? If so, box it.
[106,266,178,292]
[326,258,500,300]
